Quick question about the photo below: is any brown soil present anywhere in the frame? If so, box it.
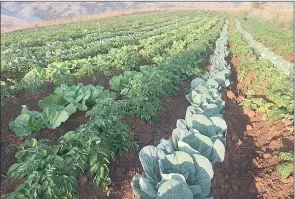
[283,54,294,63]
[265,45,294,63]
[77,75,112,90]
[273,49,294,63]
[211,56,294,199]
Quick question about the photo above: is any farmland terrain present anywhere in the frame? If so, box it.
[0,7,294,199]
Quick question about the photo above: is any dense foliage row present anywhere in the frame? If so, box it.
[229,19,293,120]
[131,19,230,199]
[235,19,293,76]
[1,12,203,84]
[239,16,293,56]
[1,11,202,48]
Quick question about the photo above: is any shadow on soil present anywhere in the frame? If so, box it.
[211,51,294,199]
[211,59,259,198]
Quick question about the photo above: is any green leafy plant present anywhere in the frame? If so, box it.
[8,105,48,136]
[108,45,142,72]
[5,139,80,199]
[109,67,179,122]
[109,70,137,91]
[9,84,115,136]
[4,144,15,153]
[51,69,77,88]
[21,67,46,91]
[132,146,214,199]
[276,151,294,179]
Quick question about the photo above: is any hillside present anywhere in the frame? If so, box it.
[1,2,292,31]
[1,14,27,28]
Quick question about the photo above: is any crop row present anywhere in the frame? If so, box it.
[239,16,293,56]
[2,11,213,55]
[235,19,293,76]
[2,13,201,54]
[1,11,206,48]
[229,18,293,120]
[131,19,230,199]
[9,84,116,136]
[102,17,224,122]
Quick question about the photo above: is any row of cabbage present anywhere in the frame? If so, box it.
[3,16,225,198]
[131,19,230,199]
[238,16,293,56]
[235,19,293,77]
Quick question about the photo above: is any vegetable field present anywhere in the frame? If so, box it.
[0,9,294,199]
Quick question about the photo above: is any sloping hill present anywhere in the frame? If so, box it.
[1,14,27,29]
[0,2,250,22]
[1,2,292,31]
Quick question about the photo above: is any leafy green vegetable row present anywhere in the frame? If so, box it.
[1,12,210,84]
[131,19,230,199]
[232,17,294,183]
[9,84,115,136]
[1,11,199,48]
[2,14,201,65]
[229,19,294,120]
